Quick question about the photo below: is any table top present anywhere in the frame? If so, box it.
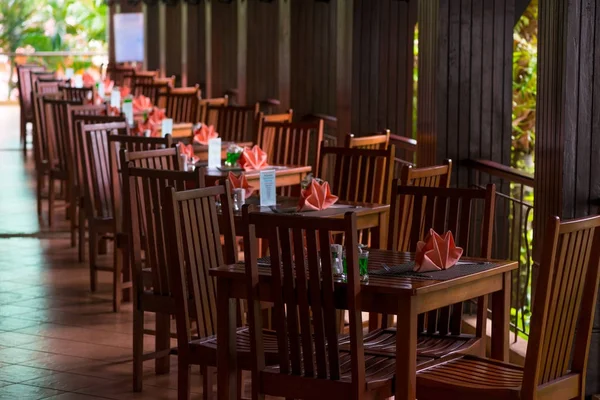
[233,197,389,217]
[204,165,312,179]
[192,141,253,153]
[210,249,517,296]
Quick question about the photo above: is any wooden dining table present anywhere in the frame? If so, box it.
[203,165,312,188]
[222,198,390,248]
[210,249,517,400]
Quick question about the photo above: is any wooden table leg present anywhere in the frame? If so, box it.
[396,296,417,400]
[378,210,389,250]
[491,271,511,361]
[217,278,238,400]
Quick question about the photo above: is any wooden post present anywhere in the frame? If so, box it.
[278,0,291,110]
[205,0,212,97]
[535,0,600,395]
[181,1,188,87]
[237,0,248,105]
[336,0,354,144]
[158,2,167,77]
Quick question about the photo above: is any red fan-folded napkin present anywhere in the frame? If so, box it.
[228,172,255,198]
[414,229,463,272]
[135,119,154,136]
[239,145,268,171]
[103,79,114,94]
[133,95,153,113]
[297,179,339,211]
[108,106,121,117]
[148,107,166,125]
[82,72,96,86]
[120,86,131,99]
[193,124,219,145]
[180,144,199,165]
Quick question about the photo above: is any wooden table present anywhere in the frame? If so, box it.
[224,198,390,248]
[210,250,517,400]
[192,141,253,163]
[203,165,312,188]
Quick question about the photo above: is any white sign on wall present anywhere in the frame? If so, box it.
[113,13,144,63]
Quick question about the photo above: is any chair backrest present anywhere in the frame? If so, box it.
[389,160,453,252]
[522,215,600,397]
[123,156,204,301]
[199,96,229,126]
[60,85,95,103]
[389,183,495,257]
[345,131,390,150]
[17,64,45,118]
[35,80,62,95]
[157,85,201,123]
[318,144,395,204]
[129,70,158,90]
[79,122,128,221]
[32,91,61,167]
[243,209,365,392]
[261,119,323,172]
[208,103,260,143]
[44,97,83,173]
[107,65,136,87]
[255,109,294,148]
[131,79,171,105]
[164,184,237,343]
[30,71,56,93]
[69,106,117,192]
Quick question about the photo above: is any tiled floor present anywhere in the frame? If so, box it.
[0,106,253,399]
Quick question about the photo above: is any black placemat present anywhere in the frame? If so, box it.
[369,261,497,281]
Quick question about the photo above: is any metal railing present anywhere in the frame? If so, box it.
[467,159,534,341]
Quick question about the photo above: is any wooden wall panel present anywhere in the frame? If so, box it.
[185,5,206,88]
[535,0,600,394]
[211,1,238,98]
[145,5,160,71]
[165,3,182,85]
[350,0,417,139]
[290,0,336,120]
[417,0,513,188]
[246,2,279,105]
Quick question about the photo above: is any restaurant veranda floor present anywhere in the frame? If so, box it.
[0,106,260,399]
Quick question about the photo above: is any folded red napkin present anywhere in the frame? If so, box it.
[133,95,153,113]
[180,144,199,165]
[297,179,338,211]
[193,124,219,145]
[414,229,463,272]
[82,72,96,86]
[148,107,166,125]
[108,106,121,117]
[120,86,131,99]
[228,172,255,198]
[239,145,268,171]
[103,79,114,93]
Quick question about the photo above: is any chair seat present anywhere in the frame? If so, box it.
[342,328,479,359]
[416,355,523,400]
[189,327,280,369]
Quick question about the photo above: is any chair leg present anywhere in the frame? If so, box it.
[70,193,77,247]
[201,365,213,400]
[89,228,97,292]
[236,368,243,400]
[99,238,108,255]
[78,204,86,262]
[133,299,144,392]
[48,177,55,227]
[21,118,27,155]
[113,241,122,313]
[36,173,44,218]
[155,312,171,374]
[475,295,489,357]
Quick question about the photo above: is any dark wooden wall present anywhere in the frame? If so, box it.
[535,0,600,395]
[211,1,238,99]
[417,0,514,187]
[350,0,417,138]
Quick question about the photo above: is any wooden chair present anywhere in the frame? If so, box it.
[17,64,45,154]
[373,184,496,359]
[242,209,398,399]
[255,109,294,148]
[68,109,120,260]
[132,75,173,105]
[317,144,396,205]
[41,96,84,226]
[78,122,132,312]
[163,185,281,400]
[107,65,136,87]
[198,96,228,126]
[129,70,158,90]
[157,85,201,123]
[391,160,453,253]
[416,214,600,400]
[30,71,56,92]
[208,103,260,143]
[120,150,200,393]
[60,85,95,103]
[345,130,391,150]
